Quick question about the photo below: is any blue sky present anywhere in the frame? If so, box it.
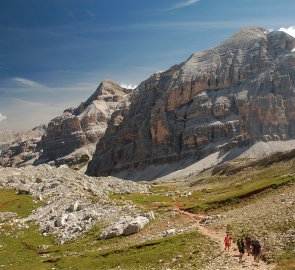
[0,0,295,131]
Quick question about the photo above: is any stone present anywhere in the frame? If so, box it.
[165,228,176,236]
[123,216,150,236]
[100,216,133,239]
[142,211,155,221]
[35,195,43,201]
[35,177,43,183]
[16,184,31,195]
[55,214,67,227]
[68,201,79,212]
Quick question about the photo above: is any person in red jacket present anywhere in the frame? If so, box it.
[224,232,231,251]
[245,234,252,255]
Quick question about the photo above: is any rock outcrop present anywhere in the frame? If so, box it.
[87,27,295,177]
[0,125,46,167]
[100,211,155,239]
[0,165,149,243]
[36,80,132,165]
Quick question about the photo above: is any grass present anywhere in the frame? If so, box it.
[109,191,174,211]
[275,242,295,270]
[179,168,295,213]
[53,230,214,270]
[0,189,44,218]
[0,186,215,270]
[0,223,55,270]
[0,221,215,270]
[109,172,295,215]
[1,152,295,269]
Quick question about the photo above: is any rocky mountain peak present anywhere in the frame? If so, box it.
[35,80,132,165]
[87,27,295,178]
[84,80,132,106]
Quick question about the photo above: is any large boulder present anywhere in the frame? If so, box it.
[123,216,150,236]
[100,212,154,239]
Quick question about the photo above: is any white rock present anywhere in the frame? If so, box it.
[142,211,155,221]
[123,216,150,236]
[68,201,79,212]
[100,216,133,239]
[55,214,68,227]
[165,228,176,236]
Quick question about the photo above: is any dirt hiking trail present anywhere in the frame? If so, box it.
[177,209,277,270]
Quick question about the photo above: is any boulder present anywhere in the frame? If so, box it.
[142,211,155,221]
[55,214,68,227]
[100,216,133,239]
[123,216,150,236]
[68,201,79,212]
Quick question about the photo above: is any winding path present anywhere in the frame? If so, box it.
[177,209,276,270]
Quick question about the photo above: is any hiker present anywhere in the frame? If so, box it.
[224,233,231,251]
[237,238,245,262]
[245,234,252,256]
[252,239,261,263]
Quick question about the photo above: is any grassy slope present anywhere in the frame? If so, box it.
[111,156,295,268]
[1,152,295,269]
[0,218,215,270]
[0,189,215,270]
[0,189,43,217]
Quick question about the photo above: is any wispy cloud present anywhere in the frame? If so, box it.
[85,10,96,20]
[279,26,295,38]
[12,77,44,88]
[1,77,97,94]
[120,83,137,89]
[0,113,7,122]
[170,0,200,10]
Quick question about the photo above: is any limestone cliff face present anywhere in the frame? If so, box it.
[87,27,295,176]
[0,125,46,167]
[38,81,131,163]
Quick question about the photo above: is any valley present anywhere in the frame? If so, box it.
[0,149,294,269]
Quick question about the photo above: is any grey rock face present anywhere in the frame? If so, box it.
[0,125,46,167]
[87,27,295,177]
[36,80,132,165]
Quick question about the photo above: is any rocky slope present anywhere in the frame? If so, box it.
[0,165,149,243]
[87,27,295,177]
[37,80,132,165]
[0,81,132,168]
[0,125,46,167]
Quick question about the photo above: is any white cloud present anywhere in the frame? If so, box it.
[170,0,200,10]
[12,77,44,88]
[279,26,295,38]
[2,77,96,94]
[0,113,7,122]
[120,83,137,89]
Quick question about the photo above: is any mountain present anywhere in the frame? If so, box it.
[36,80,132,165]
[0,125,46,167]
[86,27,295,177]
[0,81,132,167]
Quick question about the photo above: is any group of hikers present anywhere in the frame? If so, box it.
[224,233,261,263]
